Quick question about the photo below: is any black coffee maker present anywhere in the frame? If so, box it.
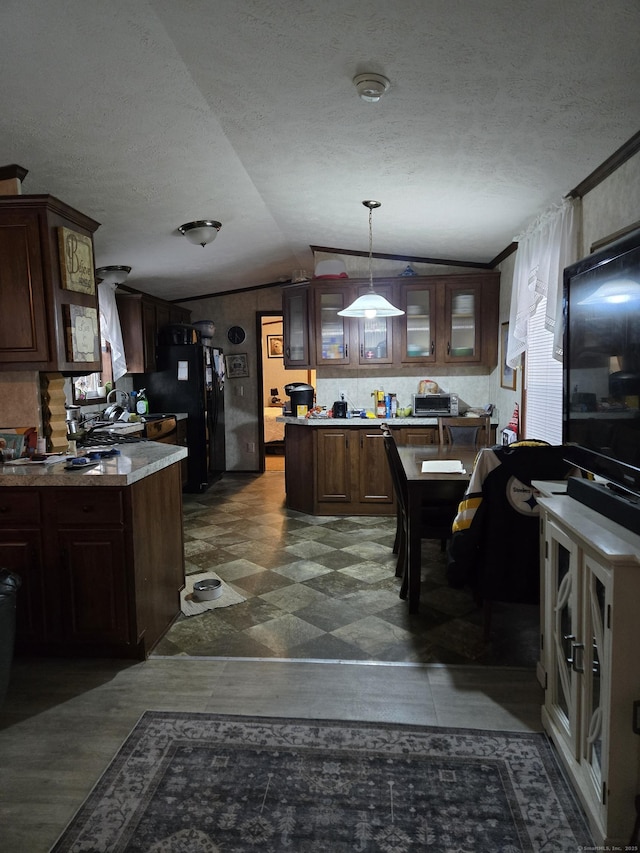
[284,383,314,415]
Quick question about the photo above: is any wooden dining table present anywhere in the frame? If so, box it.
[397,444,478,614]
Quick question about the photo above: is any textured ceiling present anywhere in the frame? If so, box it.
[1,0,639,301]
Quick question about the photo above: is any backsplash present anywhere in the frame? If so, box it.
[315,374,495,416]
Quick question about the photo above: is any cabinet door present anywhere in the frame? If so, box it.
[283,286,312,367]
[56,528,130,645]
[0,210,50,364]
[396,428,438,446]
[315,287,351,365]
[400,282,437,363]
[357,430,394,504]
[355,284,395,365]
[580,554,609,823]
[444,281,482,363]
[544,519,581,756]
[141,298,158,371]
[0,529,45,644]
[315,429,352,502]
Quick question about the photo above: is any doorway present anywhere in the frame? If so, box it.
[257,312,314,472]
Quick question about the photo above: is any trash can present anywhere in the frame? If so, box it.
[0,569,21,709]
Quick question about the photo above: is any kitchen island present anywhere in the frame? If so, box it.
[0,443,187,659]
[281,416,441,516]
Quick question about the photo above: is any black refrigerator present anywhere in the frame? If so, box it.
[141,344,225,492]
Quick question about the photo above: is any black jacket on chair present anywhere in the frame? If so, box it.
[446,442,574,604]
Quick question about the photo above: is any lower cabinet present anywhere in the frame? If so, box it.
[315,426,394,513]
[539,496,640,847]
[0,463,184,659]
[285,424,394,515]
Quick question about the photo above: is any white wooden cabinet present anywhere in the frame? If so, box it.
[539,495,640,847]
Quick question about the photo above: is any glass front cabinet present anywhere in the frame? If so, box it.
[282,285,311,368]
[282,272,499,370]
[539,499,640,847]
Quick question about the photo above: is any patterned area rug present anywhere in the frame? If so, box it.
[51,712,592,852]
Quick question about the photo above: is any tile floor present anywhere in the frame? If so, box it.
[155,471,541,667]
[0,470,546,852]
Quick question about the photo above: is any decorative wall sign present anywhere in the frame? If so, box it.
[225,353,249,378]
[64,304,100,362]
[58,227,95,294]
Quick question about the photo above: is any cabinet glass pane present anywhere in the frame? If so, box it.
[361,316,388,359]
[319,293,346,360]
[288,292,305,361]
[406,290,432,358]
[586,573,605,786]
[450,290,477,357]
[554,541,573,723]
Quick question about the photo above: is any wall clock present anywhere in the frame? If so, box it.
[227,325,246,345]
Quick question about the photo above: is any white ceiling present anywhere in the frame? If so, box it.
[2,0,639,301]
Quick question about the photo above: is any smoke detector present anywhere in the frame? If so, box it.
[353,72,390,103]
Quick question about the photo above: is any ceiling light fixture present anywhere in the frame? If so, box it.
[353,72,390,103]
[178,220,222,247]
[95,265,132,286]
[338,201,404,318]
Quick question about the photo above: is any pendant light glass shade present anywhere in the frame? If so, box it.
[178,220,222,246]
[337,201,404,318]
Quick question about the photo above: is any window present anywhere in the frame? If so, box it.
[73,339,113,404]
[524,295,563,444]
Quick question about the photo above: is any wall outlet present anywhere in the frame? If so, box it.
[339,390,347,401]
[246,441,256,453]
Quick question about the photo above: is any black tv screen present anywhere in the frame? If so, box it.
[563,226,640,496]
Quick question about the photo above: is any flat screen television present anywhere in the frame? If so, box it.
[562,225,640,502]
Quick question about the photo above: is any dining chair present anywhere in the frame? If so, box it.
[446,440,577,640]
[381,424,462,594]
[438,415,491,448]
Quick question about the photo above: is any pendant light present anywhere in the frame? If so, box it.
[337,201,404,318]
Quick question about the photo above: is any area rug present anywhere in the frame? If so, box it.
[180,571,247,617]
[51,712,592,852]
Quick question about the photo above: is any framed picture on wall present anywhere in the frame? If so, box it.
[267,335,284,358]
[225,353,249,378]
[500,321,517,390]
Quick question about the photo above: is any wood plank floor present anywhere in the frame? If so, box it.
[0,657,543,853]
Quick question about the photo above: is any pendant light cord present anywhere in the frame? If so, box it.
[368,205,374,291]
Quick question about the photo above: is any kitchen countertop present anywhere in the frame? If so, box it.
[0,442,187,487]
[277,415,442,426]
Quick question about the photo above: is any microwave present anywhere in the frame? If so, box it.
[412,393,459,417]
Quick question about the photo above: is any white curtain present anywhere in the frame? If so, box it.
[97,281,127,381]
[506,197,580,367]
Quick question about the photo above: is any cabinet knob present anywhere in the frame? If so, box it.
[431,341,435,355]
[82,505,94,513]
[0,505,8,514]
[447,341,451,355]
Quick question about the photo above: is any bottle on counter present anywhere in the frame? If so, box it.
[136,388,149,415]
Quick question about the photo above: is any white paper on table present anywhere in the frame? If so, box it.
[421,460,466,474]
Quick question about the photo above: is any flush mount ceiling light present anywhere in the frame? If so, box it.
[95,265,131,286]
[353,72,390,102]
[178,220,222,247]
[338,201,404,319]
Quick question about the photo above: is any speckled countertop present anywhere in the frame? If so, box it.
[277,415,439,426]
[0,443,187,487]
